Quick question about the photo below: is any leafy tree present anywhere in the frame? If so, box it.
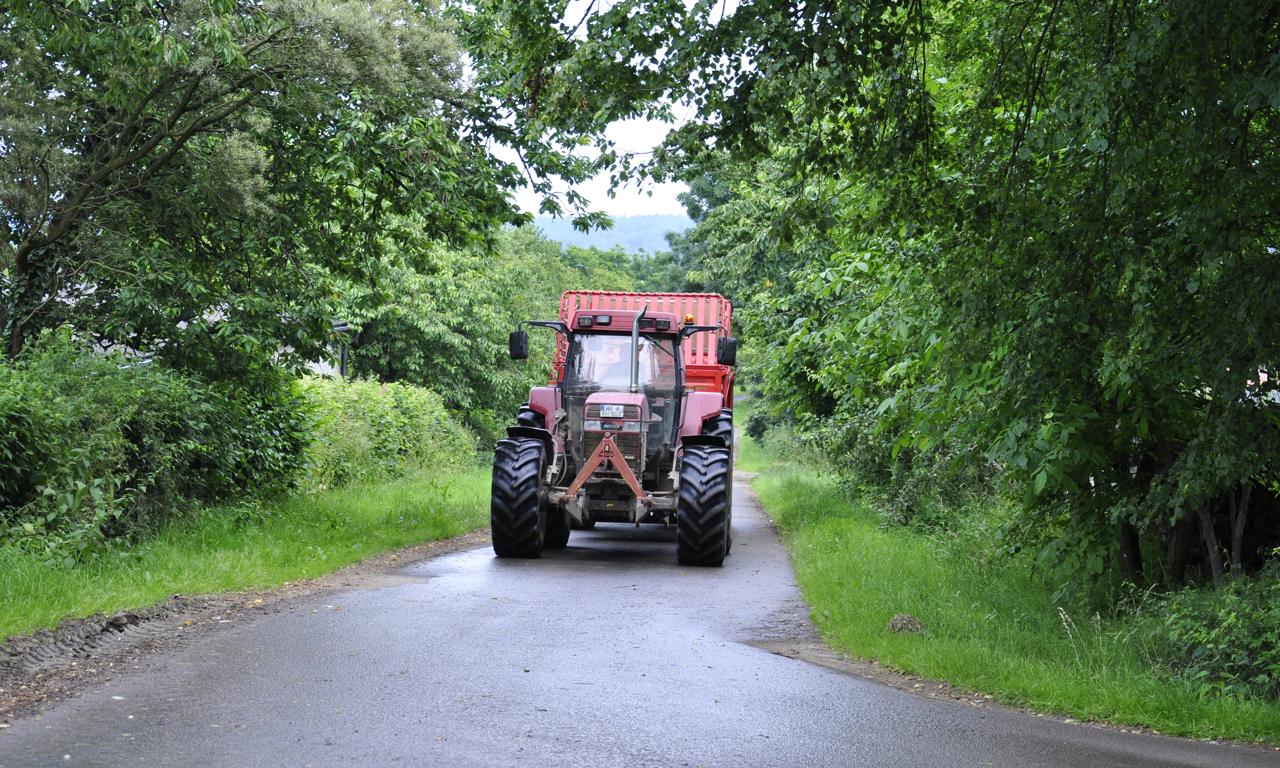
[0,0,602,371]
[700,0,1280,595]
[451,0,929,182]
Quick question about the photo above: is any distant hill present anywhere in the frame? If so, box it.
[534,214,691,254]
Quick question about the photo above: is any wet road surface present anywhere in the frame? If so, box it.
[2,475,1276,767]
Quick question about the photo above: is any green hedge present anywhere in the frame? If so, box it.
[1153,566,1280,701]
[298,377,475,492]
[0,334,476,563]
[0,331,308,561]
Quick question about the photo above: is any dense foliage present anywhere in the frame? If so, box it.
[1157,566,1280,701]
[300,376,473,491]
[0,331,307,562]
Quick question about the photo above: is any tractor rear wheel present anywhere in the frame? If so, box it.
[544,504,571,549]
[676,445,732,566]
[491,437,546,558]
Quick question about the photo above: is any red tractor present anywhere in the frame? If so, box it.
[494,291,739,566]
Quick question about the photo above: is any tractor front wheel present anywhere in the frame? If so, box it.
[701,409,735,555]
[515,403,545,429]
[676,445,732,566]
[491,437,547,558]
[702,408,734,452]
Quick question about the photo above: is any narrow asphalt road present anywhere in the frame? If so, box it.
[2,475,1276,767]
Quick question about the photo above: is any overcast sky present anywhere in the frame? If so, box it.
[511,117,692,219]
[505,0,712,219]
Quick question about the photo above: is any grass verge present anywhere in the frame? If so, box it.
[0,467,489,639]
[731,397,768,473]
[747,441,1280,744]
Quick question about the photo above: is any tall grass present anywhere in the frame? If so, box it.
[0,468,489,639]
[751,451,1280,743]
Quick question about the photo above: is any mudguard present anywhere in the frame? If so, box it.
[679,391,725,441]
[505,426,555,459]
[527,386,559,426]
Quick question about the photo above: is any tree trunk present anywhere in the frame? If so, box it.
[5,253,48,359]
[6,316,25,359]
[1197,503,1225,585]
[1117,520,1143,584]
[1166,508,1197,587]
[1229,482,1253,576]
[5,259,31,359]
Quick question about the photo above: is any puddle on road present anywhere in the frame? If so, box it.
[399,546,503,591]
[347,572,431,591]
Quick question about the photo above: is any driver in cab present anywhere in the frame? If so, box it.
[586,336,633,388]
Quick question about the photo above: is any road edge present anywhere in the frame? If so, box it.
[736,469,1280,754]
[0,527,490,726]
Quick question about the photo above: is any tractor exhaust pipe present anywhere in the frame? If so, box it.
[630,305,647,393]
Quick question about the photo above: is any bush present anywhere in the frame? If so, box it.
[744,408,771,442]
[0,335,474,562]
[0,331,308,561]
[1153,566,1280,700]
[787,402,994,534]
[196,369,310,500]
[299,377,474,491]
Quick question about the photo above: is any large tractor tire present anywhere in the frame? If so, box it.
[515,403,545,429]
[702,408,734,451]
[700,409,735,554]
[543,504,571,549]
[676,445,732,566]
[696,412,737,555]
[491,437,547,558]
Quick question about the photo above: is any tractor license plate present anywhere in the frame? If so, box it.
[599,404,625,418]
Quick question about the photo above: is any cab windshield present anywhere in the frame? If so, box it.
[568,333,677,392]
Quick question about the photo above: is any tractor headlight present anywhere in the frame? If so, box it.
[583,419,602,431]
[620,421,643,433]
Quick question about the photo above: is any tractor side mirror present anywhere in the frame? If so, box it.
[716,336,738,366]
[508,329,529,360]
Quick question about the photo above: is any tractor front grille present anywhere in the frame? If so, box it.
[583,430,642,475]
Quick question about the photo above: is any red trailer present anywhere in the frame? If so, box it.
[553,291,734,406]
[494,291,739,566]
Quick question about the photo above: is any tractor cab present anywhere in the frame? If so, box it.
[561,308,683,490]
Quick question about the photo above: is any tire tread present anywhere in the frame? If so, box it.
[491,438,545,558]
[676,445,731,566]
